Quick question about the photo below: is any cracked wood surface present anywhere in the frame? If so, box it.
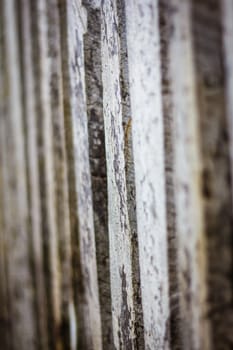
[0,1,233,349]
[59,1,102,349]
[125,1,170,349]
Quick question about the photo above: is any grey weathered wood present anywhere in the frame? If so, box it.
[125,1,170,349]
[0,12,10,348]
[159,1,181,348]
[116,1,145,348]
[1,0,37,348]
[19,1,49,348]
[101,0,135,347]
[101,0,143,348]
[222,0,233,199]
[167,1,211,349]
[84,3,114,349]
[46,1,74,348]
[192,1,233,348]
[59,1,102,349]
[30,0,62,347]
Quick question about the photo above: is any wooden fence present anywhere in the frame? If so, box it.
[0,0,233,349]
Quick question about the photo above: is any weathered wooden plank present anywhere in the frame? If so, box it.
[158,1,181,348]
[30,0,62,348]
[59,1,102,349]
[116,1,145,348]
[46,1,74,348]
[222,0,233,198]
[125,1,170,348]
[192,1,233,348]
[1,0,37,348]
[101,0,145,348]
[83,3,114,349]
[165,1,211,349]
[18,1,49,348]
[0,11,10,348]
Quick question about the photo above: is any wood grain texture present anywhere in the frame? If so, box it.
[192,1,233,348]
[159,1,181,348]
[223,0,233,199]
[30,0,63,348]
[84,3,114,348]
[59,1,102,349]
[101,1,145,348]
[18,0,49,348]
[1,0,37,348]
[167,1,211,349]
[125,1,170,349]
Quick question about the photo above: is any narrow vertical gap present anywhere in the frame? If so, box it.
[158,1,181,349]
[192,1,233,348]
[116,1,145,348]
[83,5,114,349]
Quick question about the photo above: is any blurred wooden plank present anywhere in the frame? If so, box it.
[59,1,102,349]
[165,1,211,348]
[222,0,233,197]
[101,0,144,348]
[30,0,62,348]
[1,0,37,348]
[46,1,74,348]
[84,3,114,349]
[116,1,145,348]
[159,0,181,348]
[192,0,233,348]
[18,1,49,348]
[125,0,170,348]
[0,10,10,348]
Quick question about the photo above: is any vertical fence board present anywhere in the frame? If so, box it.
[0,11,10,348]
[159,1,181,348]
[192,1,233,347]
[59,1,102,348]
[84,3,114,348]
[167,1,211,349]
[101,1,137,348]
[223,0,233,198]
[1,0,37,348]
[19,1,49,348]
[30,0,63,348]
[125,1,170,348]
[46,1,74,348]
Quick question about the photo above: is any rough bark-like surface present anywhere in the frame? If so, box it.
[168,1,211,349]
[158,1,181,349]
[125,1,170,349]
[101,0,142,348]
[192,1,233,348]
[84,4,114,349]
[59,1,102,349]
[0,0,37,349]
